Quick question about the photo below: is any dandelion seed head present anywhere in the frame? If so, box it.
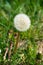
[14,14,31,31]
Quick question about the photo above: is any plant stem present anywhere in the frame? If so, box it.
[14,32,20,54]
[8,41,13,60]
[3,47,9,60]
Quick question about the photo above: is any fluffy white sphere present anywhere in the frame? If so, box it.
[14,14,31,31]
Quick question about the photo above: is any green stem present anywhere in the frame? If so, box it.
[14,32,20,54]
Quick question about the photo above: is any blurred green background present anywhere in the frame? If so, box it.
[0,0,43,65]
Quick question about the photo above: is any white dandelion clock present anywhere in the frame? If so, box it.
[14,14,31,54]
[14,14,31,31]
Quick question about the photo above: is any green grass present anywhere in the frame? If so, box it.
[0,0,43,65]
